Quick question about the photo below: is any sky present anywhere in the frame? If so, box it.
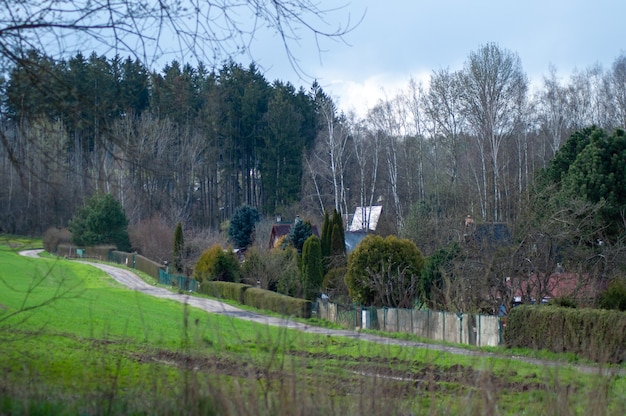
[238,0,626,117]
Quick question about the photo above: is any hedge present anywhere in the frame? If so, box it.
[243,287,312,319]
[504,305,626,363]
[200,281,252,304]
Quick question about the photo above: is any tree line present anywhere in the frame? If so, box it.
[1,51,325,233]
[2,44,626,254]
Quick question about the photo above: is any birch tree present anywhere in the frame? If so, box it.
[459,43,528,222]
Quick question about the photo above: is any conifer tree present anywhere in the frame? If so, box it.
[330,209,345,256]
[321,210,331,257]
[301,235,323,301]
[173,222,184,273]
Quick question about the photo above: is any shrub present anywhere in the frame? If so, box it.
[345,235,425,308]
[275,247,302,297]
[194,245,240,283]
[549,296,577,308]
[243,287,312,318]
[322,266,349,303]
[597,279,626,311]
[43,227,72,253]
[504,305,626,363]
[200,281,252,304]
[127,214,173,263]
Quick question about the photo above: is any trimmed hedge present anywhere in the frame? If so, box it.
[243,287,312,319]
[200,281,252,304]
[504,305,626,363]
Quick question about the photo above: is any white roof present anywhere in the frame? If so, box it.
[349,206,382,232]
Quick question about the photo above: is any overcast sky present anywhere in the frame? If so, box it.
[238,0,625,117]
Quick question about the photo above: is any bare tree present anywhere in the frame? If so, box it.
[459,43,528,222]
[606,53,626,128]
[351,119,380,230]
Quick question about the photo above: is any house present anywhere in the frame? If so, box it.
[268,223,292,249]
[267,219,320,249]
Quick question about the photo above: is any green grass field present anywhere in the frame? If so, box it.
[1,236,624,415]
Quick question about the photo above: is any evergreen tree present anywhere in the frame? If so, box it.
[286,217,313,254]
[68,193,131,251]
[320,210,331,257]
[173,222,184,273]
[228,205,261,249]
[301,235,323,301]
[330,209,345,256]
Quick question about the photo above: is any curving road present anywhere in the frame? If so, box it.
[18,249,625,375]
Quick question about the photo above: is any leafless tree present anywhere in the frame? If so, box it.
[459,43,528,222]
[351,118,380,230]
[606,53,626,128]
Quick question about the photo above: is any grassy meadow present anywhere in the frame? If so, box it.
[0,236,624,415]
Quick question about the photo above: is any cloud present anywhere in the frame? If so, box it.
[321,71,431,118]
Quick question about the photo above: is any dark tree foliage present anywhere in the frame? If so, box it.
[68,193,131,251]
[173,222,184,273]
[228,205,261,249]
[320,210,331,258]
[544,126,595,185]
[597,279,626,311]
[420,243,461,308]
[301,235,323,301]
[330,209,346,256]
[561,127,626,238]
[286,217,313,254]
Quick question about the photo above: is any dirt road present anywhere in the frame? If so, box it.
[18,249,624,375]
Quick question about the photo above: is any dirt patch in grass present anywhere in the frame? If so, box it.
[288,350,546,395]
[127,346,549,402]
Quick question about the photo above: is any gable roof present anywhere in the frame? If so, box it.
[349,206,382,232]
[268,223,320,249]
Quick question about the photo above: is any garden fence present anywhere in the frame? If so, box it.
[317,300,503,346]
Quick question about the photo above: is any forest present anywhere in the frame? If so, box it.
[2,43,626,311]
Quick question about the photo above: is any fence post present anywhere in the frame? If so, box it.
[457,312,463,344]
[443,312,446,342]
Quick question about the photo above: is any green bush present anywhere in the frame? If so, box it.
[243,287,312,318]
[275,247,302,297]
[322,266,348,302]
[194,245,240,283]
[345,234,425,308]
[597,279,626,311]
[504,305,626,363]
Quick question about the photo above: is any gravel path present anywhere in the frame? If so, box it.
[18,249,625,376]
